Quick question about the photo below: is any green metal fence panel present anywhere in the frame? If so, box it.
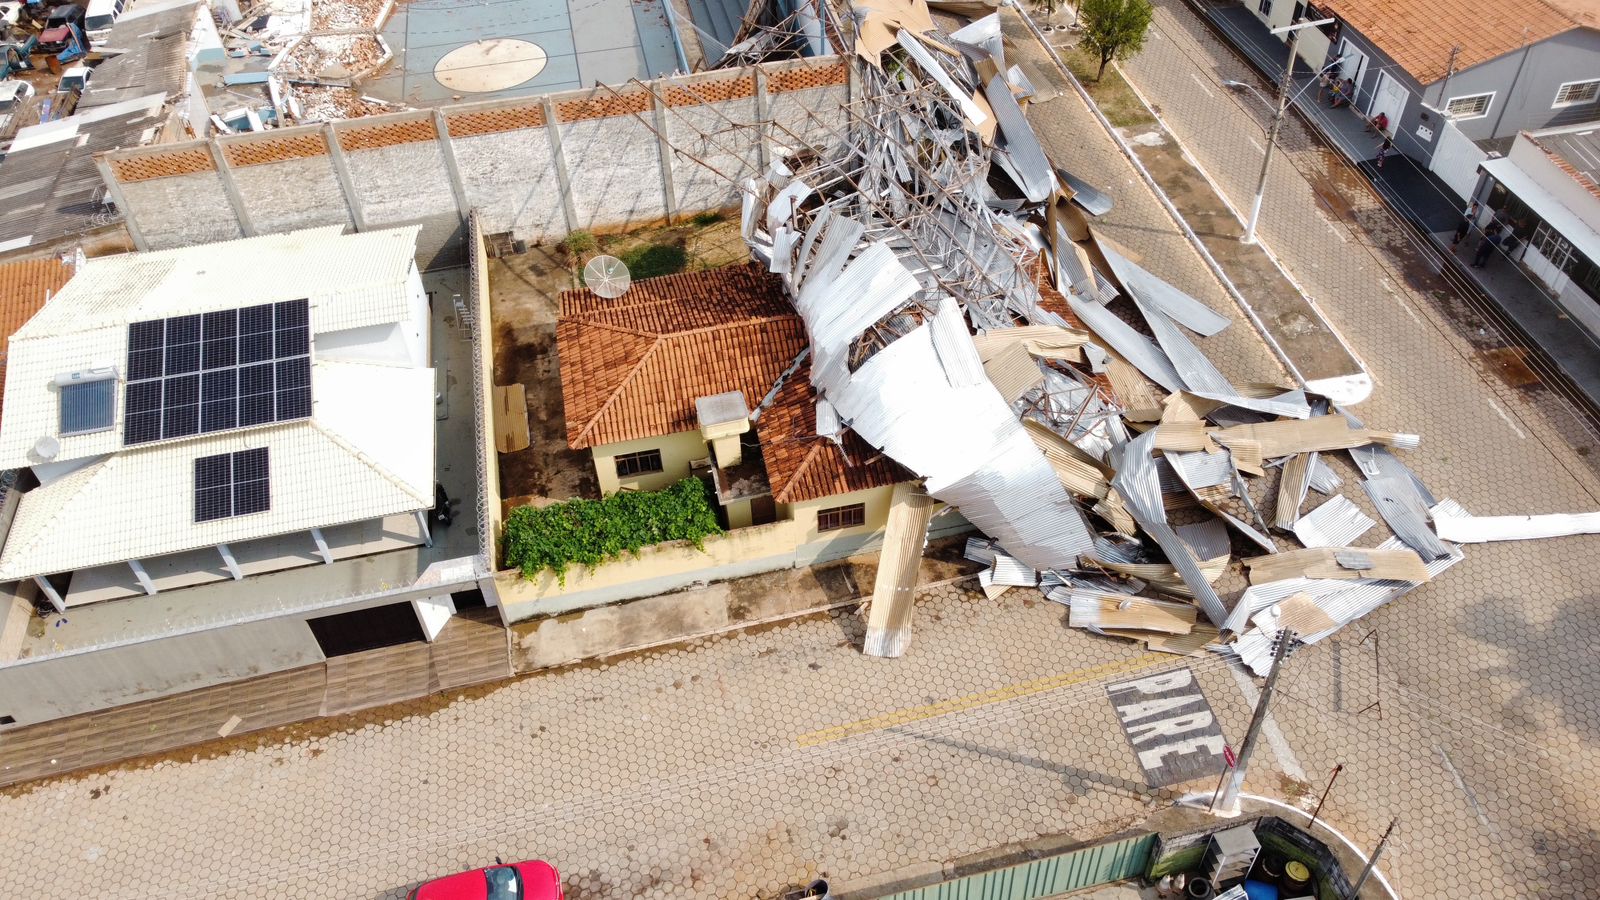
[875,832,1156,900]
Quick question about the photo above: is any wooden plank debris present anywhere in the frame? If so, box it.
[493,384,531,453]
[1244,547,1432,585]
[1068,591,1198,634]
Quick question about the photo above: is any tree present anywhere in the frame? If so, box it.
[1079,0,1155,81]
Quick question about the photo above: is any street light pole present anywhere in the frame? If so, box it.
[1215,628,1295,814]
[1242,18,1335,244]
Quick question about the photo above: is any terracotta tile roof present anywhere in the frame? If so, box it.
[557,263,809,449]
[1527,129,1600,201]
[1318,0,1581,83]
[0,259,72,425]
[757,359,910,504]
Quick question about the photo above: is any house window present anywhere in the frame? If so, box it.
[816,503,866,533]
[1554,79,1600,107]
[1257,0,1272,15]
[1445,92,1494,119]
[614,449,663,478]
[57,377,115,435]
[1531,221,1575,272]
[194,447,270,522]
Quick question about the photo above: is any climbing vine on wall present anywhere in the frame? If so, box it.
[501,478,723,583]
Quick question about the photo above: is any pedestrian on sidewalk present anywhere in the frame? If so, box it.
[1375,136,1393,169]
[1366,111,1389,134]
[1317,71,1331,103]
[1472,224,1504,268]
[1452,200,1482,249]
[1328,78,1345,108]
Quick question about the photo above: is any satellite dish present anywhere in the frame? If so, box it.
[34,436,59,460]
[583,255,632,299]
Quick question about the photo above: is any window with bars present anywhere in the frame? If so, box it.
[194,447,271,522]
[1445,92,1493,119]
[816,502,866,533]
[1256,0,1272,15]
[614,449,664,478]
[1555,79,1600,107]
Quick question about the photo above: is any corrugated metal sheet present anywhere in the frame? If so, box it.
[875,832,1155,900]
[1100,243,1230,336]
[1363,476,1452,561]
[1429,499,1600,542]
[1292,495,1376,548]
[1109,428,1229,626]
[990,550,1038,586]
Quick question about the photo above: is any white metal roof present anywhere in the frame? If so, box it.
[0,226,421,468]
[0,361,434,580]
[1481,156,1600,267]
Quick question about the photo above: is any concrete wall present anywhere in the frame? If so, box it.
[228,150,354,235]
[496,517,804,620]
[100,57,852,268]
[0,616,324,726]
[788,483,897,565]
[591,430,709,495]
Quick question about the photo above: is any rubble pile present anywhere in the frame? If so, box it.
[724,0,1597,665]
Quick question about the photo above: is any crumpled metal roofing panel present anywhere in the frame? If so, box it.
[1293,494,1376,548]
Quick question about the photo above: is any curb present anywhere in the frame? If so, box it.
[1010,2,1373,406]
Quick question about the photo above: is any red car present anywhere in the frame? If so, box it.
[408,859,563,900]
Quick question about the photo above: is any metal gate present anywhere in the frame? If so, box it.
[871,833,1155,900]
[1428,118,1488,204]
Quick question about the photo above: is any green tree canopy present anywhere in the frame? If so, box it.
[1079,0,1155,81]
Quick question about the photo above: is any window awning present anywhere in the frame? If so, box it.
[1480,156,1600,264]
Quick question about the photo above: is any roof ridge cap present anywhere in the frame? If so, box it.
[0,456,115,579]
[570,335,665,448]
[773,437,828,504]
[310,420,432,505]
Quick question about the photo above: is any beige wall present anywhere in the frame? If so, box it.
[591,430,708,495]
[495,518,802,619]
[494,477,973,620]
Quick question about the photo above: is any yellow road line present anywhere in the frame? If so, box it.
[795,652,1172,748]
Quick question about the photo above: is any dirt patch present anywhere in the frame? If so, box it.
[1053,44,1157,129]
[1481,346,1543,389]
[490,245,597,506]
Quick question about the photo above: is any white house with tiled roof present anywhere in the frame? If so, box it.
[0,226,501,733]
[0,226,436,608]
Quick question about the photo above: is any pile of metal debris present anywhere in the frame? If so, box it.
[216,0,396,126]
[727,0,1599,666]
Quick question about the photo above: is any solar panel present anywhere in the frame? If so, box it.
[124,299,312,445]
[58,378,116,435]
[194,447,271,522]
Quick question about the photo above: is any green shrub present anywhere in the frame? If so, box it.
[501,478,723,583]
[690,211,724,227]
[562,230,597,258]
[619,243,688,279]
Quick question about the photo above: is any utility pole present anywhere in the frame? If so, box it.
[1215,628,1295,814]
[1347,817,1398,899]
[1242,18,1335,244]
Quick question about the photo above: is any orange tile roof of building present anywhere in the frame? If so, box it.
[557,263,809,450]
[1318,0,1581,83]
[0,258,72,425]
[756,359,910,504]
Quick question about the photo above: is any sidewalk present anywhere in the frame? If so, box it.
[1197,0,1600,419]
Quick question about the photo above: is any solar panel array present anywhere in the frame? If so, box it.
[195,447,271,522]
[125,299,312,445]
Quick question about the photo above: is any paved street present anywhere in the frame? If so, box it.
[0,582,1270,899]
[1100,2,1600,895]
[3,6,1599,899]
